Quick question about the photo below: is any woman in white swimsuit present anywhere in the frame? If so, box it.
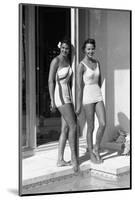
[76,38,106,164]
[48,39,78,172]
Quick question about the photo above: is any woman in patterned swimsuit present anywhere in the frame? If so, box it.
[48,39,78,172]
[76,38,106,164]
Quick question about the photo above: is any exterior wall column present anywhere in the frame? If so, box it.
[21,5,36,157]
[71,8,79,156]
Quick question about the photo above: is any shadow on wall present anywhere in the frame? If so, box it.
[117,112,130,133]
[105,112,130,144]
[102,10,130,143]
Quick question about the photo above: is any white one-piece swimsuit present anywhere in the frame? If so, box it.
[81,61,103,105]
[54,66,72,107]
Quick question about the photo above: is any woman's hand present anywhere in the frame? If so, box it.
[50,101,57,113]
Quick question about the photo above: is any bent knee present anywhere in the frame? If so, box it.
[88,125,94,132]
[99,121,106,130]
[87,120,94,130]
[62,125,69,133]
[69,123,77,132]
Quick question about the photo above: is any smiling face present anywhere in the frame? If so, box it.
[60,43,70,57]
[84,43,95,58]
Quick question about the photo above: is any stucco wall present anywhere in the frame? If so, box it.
[78,9,130,144]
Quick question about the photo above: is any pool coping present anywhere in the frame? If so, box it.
[22,156,130,190]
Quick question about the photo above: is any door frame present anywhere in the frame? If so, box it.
[20,6,79,156]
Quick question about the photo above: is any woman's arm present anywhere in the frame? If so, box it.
[48,57,59,111]
[97,61,102,87]
[76,62,84,115]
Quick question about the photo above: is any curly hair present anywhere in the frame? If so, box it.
[82,38,96,52]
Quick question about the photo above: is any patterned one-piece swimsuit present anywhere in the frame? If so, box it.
[54,66,72,107]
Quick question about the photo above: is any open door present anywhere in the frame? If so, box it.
[20,5,79,152]
[36,6,71,146]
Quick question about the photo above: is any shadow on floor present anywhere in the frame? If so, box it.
[79,150,121,165]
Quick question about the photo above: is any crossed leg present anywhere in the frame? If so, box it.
[57,116,71,167]
[58,103,79,172]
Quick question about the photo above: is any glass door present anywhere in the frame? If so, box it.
[35,6,71,146]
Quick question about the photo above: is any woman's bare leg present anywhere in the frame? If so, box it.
[58,103,79,172]
[57,116,71,166]
[83,104,101,163]
[93,101,106,162]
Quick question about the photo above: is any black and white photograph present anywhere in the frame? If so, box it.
[19,3,131,196]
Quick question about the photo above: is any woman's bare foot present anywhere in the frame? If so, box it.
[93,147,103,163]
[90,152,103,164]
[72,162,80,173]
[71,158,79,173]
[57,160,72,167]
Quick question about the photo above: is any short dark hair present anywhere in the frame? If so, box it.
[82,38,96,52]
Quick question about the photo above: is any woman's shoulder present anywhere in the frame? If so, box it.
[94,58,100,65]
[78,60,85,72]
[79,59,85,66]
[52,56,59,63]
[49,56,60,73]
[95,59,100,69]
[92,58,100,68]
[50,56,59,67]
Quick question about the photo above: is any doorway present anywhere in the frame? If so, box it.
[36,6,71,146]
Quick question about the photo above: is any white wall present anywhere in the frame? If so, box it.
[78,9,130,144]
[114,69,130,132]
[104,10,130,142]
